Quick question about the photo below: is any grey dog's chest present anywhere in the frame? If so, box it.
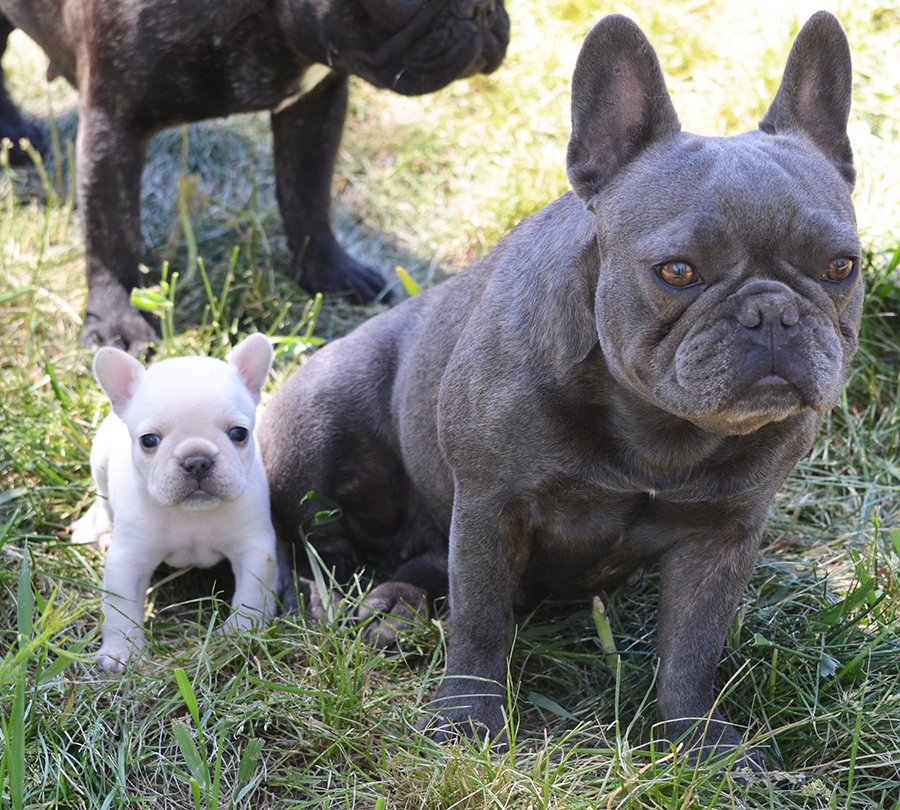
[516,482,671,595]
[512,453,759,601]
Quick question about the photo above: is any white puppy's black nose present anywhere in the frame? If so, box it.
[182,455,214,481]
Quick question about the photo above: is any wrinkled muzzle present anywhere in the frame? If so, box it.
[670,280,846,431]
[357,0,509,95]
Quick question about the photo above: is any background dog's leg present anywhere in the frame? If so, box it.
[655,529,768,769]
[271,72,389,303]
[76,103,158,351]
[0,16,46,165]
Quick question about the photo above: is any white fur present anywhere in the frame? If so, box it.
[72,334,278,672]
[273,64,334,113]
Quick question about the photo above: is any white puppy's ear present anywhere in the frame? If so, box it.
[93,347,146,418]
[229,333,273,404]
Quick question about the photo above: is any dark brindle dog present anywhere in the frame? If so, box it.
[0,0,508,349]
[259,12,861,767]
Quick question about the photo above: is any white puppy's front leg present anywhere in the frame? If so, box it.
[97,541,156,672]
[225,536,278,631]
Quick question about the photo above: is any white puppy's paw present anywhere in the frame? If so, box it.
[213,620,235,638]
[220,607,266,635]
[96,636,145,672]
[96,647,130,673]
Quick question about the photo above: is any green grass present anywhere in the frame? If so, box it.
[3,0,900,806]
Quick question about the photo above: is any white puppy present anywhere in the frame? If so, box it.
[73,333,278,672]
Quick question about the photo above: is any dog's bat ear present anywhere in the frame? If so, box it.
[566,14,681,207]
[759,11,854,187]
[228,333,274,405]
[93,347,145,418]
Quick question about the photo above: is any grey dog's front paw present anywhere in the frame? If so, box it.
[417,680,509,749]
[357,581,429,648]
[663,717,771,773]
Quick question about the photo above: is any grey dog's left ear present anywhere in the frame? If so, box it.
[759,11,855,186]
[566,14,681,207]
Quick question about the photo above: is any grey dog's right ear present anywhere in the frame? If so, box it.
[93,347,145,419]
[566,14,681,208]
[758,11,855,187]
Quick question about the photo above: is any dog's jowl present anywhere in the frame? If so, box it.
[259,13,861,768]
[73,334,278,672]
[0,0,508,349]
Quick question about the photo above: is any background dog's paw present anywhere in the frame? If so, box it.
[0,97,46,165]
[731,746,771,775]
[295,235,393,304]
[357,581,428,648]
[662,716,771,774]
[81,304,159,353]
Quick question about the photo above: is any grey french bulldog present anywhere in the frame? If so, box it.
[0,0,508,350]
[258,11,861,768]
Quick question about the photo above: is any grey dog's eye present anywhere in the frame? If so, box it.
[824,257,854,283]
[229,427,249,443]
[140,434,161,450]
[657,261,698,288]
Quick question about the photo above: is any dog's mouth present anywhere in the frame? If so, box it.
[707,377,808,434]
[745,374,807,415]
[748,374,795,395]
[668,307,847,433]
[179,488,223,510]
[665,372,809,436]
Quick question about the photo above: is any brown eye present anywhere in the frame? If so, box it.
[657,261,698,288]
[824,257,854,282]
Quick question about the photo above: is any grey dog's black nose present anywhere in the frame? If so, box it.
[736,293,800,330]
[454,0,496,19]
[182,455,214,480]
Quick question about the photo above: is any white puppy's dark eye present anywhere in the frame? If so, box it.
[656,261,699,288]
[823,257,855,283]
[140,434,161,450]
[229,427,249,443]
